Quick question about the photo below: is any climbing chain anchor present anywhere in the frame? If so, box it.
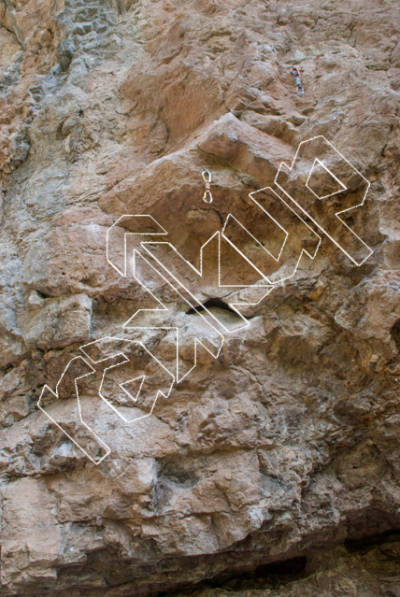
[202,169,213,204]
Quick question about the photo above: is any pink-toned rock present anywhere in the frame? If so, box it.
[1,0,400,595]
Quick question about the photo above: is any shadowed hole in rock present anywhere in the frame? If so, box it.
[345,529,400,552]
[186,298,240,316]
[344,507,400,552]
[158,457,201,488]
[159,556,308,595]
[390,320,400,352]
[33,289,53,299]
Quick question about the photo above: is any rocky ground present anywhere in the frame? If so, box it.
[1,0,400,595]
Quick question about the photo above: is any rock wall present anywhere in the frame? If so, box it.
[1,0,400,595]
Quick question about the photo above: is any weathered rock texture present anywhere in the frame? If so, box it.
[1,0,400,595]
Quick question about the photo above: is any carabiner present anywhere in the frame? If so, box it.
[202,169,213,204]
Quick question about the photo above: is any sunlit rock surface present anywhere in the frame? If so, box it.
[1,0,400,595]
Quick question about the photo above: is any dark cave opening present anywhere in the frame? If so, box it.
[391,319,400,352]
[345,528,400,552]
[186,297,240,316]
[158,556,308,596]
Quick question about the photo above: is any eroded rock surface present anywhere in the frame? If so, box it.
[1,0,400,595]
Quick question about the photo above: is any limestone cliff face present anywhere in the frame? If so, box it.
[1,0,400,595]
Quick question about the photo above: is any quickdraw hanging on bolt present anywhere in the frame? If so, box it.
[202,169,213,204]
[290,66,304,95]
